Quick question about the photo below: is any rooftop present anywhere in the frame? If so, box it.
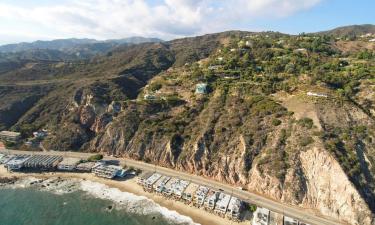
[6,154,31,165]
[215,192,231,209]
[227,196,242,211]
[184,183,199,194]
[145,173,162,185]
[0,131,21,137]
[58,157,81,166]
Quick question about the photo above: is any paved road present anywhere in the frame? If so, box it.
[1,149,344,225]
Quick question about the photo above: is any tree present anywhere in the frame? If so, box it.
[88,154,103,161]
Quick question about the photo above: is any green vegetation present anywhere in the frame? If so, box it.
[297,118,314,129]
[88,154,103,162]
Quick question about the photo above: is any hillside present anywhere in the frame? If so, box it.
[316,24,375,37]
[0,27,374,225]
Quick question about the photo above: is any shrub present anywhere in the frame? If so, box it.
[272,118,282,126]
[299,136,314,147]
[88,154,103,162]
[298,117,314,129]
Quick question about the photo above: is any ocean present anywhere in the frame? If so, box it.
[0,178,198,225]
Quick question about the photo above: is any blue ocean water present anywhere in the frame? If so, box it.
[0,187,188,225]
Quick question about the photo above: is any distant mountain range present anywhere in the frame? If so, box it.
[0,36,163,55]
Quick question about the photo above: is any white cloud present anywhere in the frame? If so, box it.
[0,0,323,42]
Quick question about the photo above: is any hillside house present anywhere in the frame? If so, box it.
[144,94,157,100]
[196,83,208,94]
[307,91,328,98]
[0,131,21,143]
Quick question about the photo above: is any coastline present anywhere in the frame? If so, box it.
[0,166,248,225]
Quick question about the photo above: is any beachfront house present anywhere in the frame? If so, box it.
[76,162,96,172]
[57,158,81,171]
[252,207,270,225]
[284,216,299,225]
[0,131,21,143]
[22,155,63,170]
[137,171,153,185]
[226,197,242,220]
[144,173,162,191]
[0,154,14,164]
[5,155,31,171]
[92,164,122,179]
[204,190,219,210]
[194,186,210,207]
[182,183,199,203]
[214,192,232,216]
[163,178,179,196]
[153,176,171,193]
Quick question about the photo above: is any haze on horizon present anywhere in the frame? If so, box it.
[0,0,374,45]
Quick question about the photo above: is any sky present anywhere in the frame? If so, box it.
[0,0,374,45]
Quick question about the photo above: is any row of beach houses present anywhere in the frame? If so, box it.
[0,153,129,179]
[138,172,244,221]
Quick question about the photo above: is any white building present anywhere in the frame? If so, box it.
[76,162,96,172]
[214,192,232,216]
[170,179,190,199]
[57,157,81,171]
[0,131,21,143]
[252,207,270,225]
[5,155,31,171]
[194,186,209,207]
[163,178,179,196]
[153,176,171,193]
[227,196,242,220]
[182,183,199,202]
[284,216,299,225]
[137,171,153,185]
[307,91,328,98]
[0,154,14,164]
[92,164,122,179]
[144,173,162,190]
[204,190,219,210]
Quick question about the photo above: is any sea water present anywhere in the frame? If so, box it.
[0,178,198,225]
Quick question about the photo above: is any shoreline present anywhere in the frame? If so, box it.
[0,166,248,225]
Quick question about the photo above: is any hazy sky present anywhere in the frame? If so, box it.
[0,0,374,45]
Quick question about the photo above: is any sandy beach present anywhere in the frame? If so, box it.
[0,166,249,225]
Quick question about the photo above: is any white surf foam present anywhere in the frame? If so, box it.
[79,180,200,225]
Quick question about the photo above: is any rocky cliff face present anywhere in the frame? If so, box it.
[83,79,374,224]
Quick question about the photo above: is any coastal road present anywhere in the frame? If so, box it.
[1,149,344,225]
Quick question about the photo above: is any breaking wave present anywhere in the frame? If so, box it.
[2,177,199,225]
[79,180,200,225]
